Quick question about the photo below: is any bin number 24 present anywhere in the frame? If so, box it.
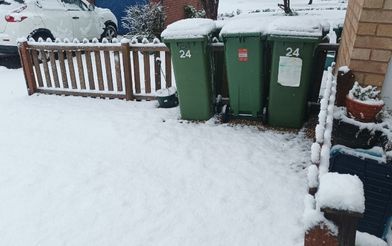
[286,47,300,57]
[179,49,192,59]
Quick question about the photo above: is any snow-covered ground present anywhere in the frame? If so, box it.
[0,66,311,245]
[2,1,373,245]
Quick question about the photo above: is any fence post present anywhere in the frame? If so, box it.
[335,70,355,107]
[165,51,172,87]
[305,223,339,246]
[18,41,36,95]
[322,208,363,246]
[121,42,134,101]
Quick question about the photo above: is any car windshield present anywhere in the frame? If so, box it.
[61,0,89,10]
[0,0,25,4]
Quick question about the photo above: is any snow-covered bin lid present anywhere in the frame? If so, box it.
[268,16,326,37]
[220,15,327,38]
[316,172,365,213]
[161,18,217,40]
[220,15,278,37]
[215,19,227,30]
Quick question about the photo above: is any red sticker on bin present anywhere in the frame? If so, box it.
[238,48,248,62]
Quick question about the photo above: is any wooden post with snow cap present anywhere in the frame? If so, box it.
[304,194,339,246]
[18,41,37,95]
[335,69,355,107]
[321,208,363,246]
[305,225,339,246]
[316,173,365,246]
[121,40,134,101]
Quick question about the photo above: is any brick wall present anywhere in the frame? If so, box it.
[336,0,392,87]
[151,0,203,26]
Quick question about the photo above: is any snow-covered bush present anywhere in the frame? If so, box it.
[184,5,206,19]
[122,1,166,40]
[348,82,381,103]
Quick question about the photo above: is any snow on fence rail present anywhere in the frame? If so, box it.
[303,65,340,246]
[304,65,368,246]
[18,38,173,100]
[306,65,336,200]
[308,64,337,191]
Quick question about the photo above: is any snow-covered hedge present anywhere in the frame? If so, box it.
[121,1,166,40]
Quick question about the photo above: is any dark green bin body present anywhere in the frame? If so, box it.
[334,25,344,43]
[164,37,213,120]
[267,35,321,128]
[223,34,266,118]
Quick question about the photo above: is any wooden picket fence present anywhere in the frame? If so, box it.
[19,39,173,100]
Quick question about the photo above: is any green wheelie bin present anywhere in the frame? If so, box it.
[267,35,322,128]
[222,33,267,118]
[162,19,216,121]
[334,24,344,43]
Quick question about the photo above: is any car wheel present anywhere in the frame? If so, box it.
[101,24,117,42]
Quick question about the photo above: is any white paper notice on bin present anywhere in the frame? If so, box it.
[277,56,303,87]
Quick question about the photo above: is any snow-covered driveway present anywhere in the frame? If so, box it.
[0,67,311,245]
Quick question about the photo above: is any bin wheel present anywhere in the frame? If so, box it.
[221,104,230,123]
[215,94,223,114]
[261,107,268,124]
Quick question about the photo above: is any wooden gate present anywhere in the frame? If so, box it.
[19,39,173,101]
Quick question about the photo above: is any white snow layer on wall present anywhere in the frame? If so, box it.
[318,67,337,175]
[316,173,365,213]
[220,15,328,37]
[307,165,319,189]
[310,143,321,164]
[161,18,217,39]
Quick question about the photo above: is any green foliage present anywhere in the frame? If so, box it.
[349,82,381,102]
[122,0,166,40]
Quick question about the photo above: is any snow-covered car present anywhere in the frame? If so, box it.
[0,0,118,56]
